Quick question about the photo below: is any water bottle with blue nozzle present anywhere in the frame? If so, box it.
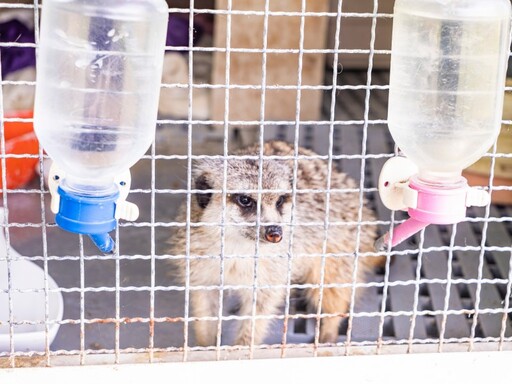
[34,0,168,253]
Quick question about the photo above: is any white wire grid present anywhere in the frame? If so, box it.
[0,0,510,368]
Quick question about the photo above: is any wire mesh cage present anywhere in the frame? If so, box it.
[0,0,511,371]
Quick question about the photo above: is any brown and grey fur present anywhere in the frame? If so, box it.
[170,141,382,346]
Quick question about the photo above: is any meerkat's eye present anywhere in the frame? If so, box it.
[235,194,255,209]
[276,195,287,208]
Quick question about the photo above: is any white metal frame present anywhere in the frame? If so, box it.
[0,0,511,375]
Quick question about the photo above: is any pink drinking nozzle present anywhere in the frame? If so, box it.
[376,0,511,251]
[375,158,490,251]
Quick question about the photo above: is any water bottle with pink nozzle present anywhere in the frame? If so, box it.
[376,0,511,251]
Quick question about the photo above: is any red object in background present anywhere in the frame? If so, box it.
[4,110,34,140]
[1,110,40,189]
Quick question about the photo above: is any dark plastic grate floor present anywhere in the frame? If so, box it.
[282,70,512,344]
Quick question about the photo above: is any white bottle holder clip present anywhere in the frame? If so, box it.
[378,156,419,211]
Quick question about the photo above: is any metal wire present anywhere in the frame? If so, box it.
[251,0,271,359]
[312,0,342,355]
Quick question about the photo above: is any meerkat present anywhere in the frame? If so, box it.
[170,140,382,346]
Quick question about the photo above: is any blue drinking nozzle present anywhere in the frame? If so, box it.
[89,233,116,254]
[56,187,119,254]
[48,164,139,254]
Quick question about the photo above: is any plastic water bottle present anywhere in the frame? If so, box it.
[34,0,168,252]
[387,0,511,184]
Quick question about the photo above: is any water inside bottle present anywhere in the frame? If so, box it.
[388,8,510,180]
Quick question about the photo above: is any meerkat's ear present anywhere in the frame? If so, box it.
[193,158,223,209]
[194,173,213,209]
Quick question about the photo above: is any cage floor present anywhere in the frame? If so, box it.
[7,70,512,351]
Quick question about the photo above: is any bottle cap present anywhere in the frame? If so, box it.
[56,187,119,253]
[56,186,119,235]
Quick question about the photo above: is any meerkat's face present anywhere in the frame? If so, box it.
[225,190,292,244]
[193,157,293,247]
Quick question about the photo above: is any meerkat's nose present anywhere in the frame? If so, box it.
[264,225,283,243]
